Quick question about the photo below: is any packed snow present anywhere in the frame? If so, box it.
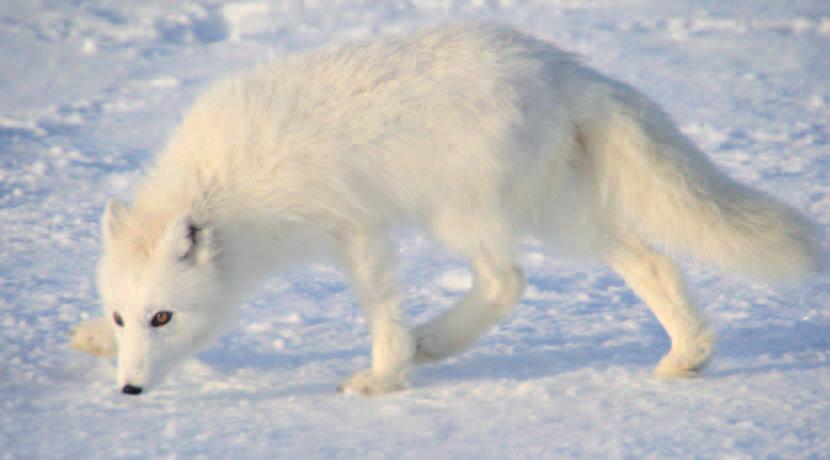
[1,0,828,458]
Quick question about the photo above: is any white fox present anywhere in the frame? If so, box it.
[70,23,823,396]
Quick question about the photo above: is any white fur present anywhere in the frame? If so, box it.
[70,23,823,395]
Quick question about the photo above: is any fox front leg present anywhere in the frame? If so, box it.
[336,230,414,395]
[70,317,117,358]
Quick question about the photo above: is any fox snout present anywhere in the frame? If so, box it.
[117,345,154,395]
[121,384,143,395]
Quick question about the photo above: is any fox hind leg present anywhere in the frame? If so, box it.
[604,232,714,377]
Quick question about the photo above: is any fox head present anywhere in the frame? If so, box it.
[98,200,234,395]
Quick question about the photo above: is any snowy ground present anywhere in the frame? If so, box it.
[1,0,829,458]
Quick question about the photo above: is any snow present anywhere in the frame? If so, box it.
[1,0,828,458]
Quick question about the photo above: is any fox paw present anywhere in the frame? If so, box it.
[337,368,408,396]
[70,318,117,358]
[655,330,715,378]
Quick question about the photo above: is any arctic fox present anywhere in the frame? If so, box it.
[70,23,822,396]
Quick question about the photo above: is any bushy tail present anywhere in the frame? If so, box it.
[578,79,824,283]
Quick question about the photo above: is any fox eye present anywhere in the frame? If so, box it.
[113,312,124,327]
[151,311,173,327]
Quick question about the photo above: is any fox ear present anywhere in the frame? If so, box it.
[102,199,129,244]
[164,214,219,265]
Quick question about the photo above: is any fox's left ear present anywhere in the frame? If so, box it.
[163,214,220,265]
[102,199,130,246]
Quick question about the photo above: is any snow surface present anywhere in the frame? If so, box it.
[1,1,829,458]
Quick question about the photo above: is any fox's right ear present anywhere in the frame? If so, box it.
[102,199,129,243]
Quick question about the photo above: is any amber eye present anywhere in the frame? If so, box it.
[151,311,173,327]
[113,312,124,327]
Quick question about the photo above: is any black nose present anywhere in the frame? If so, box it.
[122,384,143,395]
